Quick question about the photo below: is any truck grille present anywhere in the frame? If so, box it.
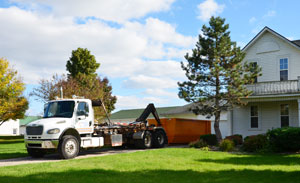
[26,126,43,135]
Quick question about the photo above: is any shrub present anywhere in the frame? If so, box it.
[267,127,300,152]
[199,146,210,151]
[242,134,268,152]
[200,134,218,146]
[219,139,235,152]
[189,139,207,148]
[225,134,243,146]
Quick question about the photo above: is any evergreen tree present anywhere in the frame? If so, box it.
[178,17,261,142]
[0,58,28,125]
[66,48,100,78]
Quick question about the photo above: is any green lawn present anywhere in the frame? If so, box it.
[0,136,27,159]
[0,148,299,183]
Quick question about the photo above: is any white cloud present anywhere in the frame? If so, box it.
[237,41,246,48]
[144,88,178,98]
[123,75,178,89]
[286,36,294,41]
[0,7,192,83]
[197,0,225,21]
[115,95,167,109]
[249,17,256,24]
[10,0,175,23]
[0,5,193,112]
[263,10,276,18]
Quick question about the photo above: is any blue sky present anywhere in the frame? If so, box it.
[0,0,299,116]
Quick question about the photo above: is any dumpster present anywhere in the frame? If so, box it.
[148,118,211,144]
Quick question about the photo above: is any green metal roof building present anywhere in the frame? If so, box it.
[19,116,41,126]
[110,106,180,121]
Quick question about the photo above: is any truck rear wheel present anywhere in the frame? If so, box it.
[27,148,46,158]
[134,131,152,149]
[152,130,167,148]
[58,135,79,159]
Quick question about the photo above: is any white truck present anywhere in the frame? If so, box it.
[24,97,167,159]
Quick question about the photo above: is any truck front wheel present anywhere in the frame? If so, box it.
[58,135,79,159]
[27,148,46,158]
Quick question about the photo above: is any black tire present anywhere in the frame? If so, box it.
[134,131,152,149]
[27,148,46,158]
[152,130,167,148]
[58,135,79,159]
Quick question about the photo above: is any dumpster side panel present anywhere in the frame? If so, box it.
[148,118,211,144]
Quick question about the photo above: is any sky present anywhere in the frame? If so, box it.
[0,0,299,116]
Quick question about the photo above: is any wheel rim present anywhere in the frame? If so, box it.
[144,134,151,146]
[65,140,77,155]
[157,133,164,145]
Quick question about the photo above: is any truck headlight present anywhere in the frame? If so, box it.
[47,128,60,134]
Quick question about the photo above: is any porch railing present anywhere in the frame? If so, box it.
[246,79,300,95]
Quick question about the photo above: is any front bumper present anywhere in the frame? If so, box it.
[25,139,59,149]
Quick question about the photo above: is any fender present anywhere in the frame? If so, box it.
[59,128,81,144]
[132,131,145,140]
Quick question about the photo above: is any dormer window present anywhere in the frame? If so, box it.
[280,58,288,81]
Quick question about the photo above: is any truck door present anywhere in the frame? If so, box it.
[75,102,93,134]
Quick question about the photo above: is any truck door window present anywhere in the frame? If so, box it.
[77,102,89,116]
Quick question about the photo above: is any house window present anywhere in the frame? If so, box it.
[280,104,289,127]
[280,58,288,81]
[250,62,258,83]
[250,106,259,128]
[13,128,17,135]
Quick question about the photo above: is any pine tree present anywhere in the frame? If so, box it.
[178,17,261,142]
[66,48,100,78]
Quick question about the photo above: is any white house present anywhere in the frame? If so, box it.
[230,26,300,137]
[0,116,41,136]
[0,120,20,136]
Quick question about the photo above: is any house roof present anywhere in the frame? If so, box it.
[110,106,180,120]
[242,26,300,51]
[19,116,41,126]
[292,40,300,47]
[161,103,194,115]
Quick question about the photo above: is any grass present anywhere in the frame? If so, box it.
[0,136,27,159]
[0,148,300,183]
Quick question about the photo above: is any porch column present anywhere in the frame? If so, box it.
[227,110,233,135]
[298,99,300,127]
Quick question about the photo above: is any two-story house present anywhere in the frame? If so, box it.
[228,26,300,137]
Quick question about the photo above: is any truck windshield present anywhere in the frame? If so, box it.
[44,101,75,118]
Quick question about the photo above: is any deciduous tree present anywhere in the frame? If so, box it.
[0,58,28,125]
[31,48,116,122]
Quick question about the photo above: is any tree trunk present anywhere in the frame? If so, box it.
[214,111,222,143]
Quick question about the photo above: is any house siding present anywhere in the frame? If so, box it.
[244,31,300,82]
[233,100,298,137]
[0,120,20,136]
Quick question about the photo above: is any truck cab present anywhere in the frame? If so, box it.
[25,98,104,159]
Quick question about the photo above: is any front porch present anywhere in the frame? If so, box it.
[230,79,300,137]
